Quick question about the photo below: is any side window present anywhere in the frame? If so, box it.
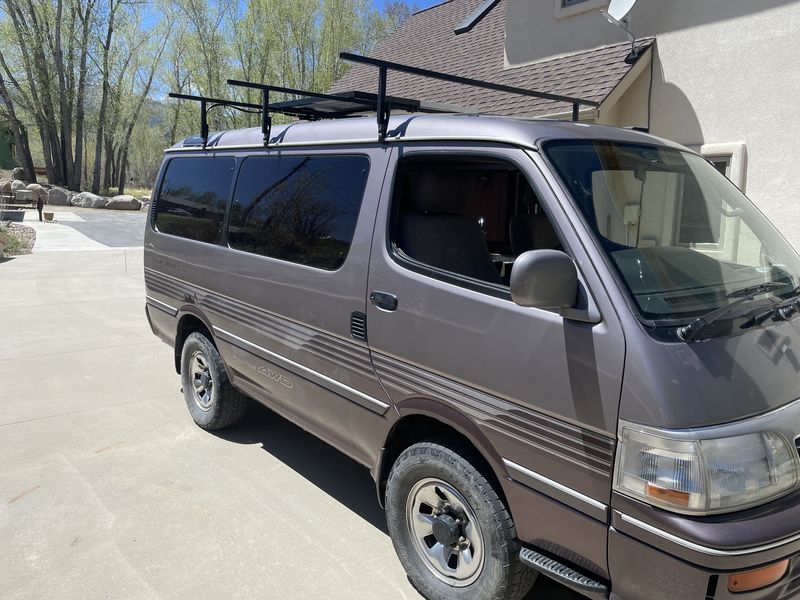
[155,156,234,243]
[390,157,563,291]
[228,155,370,270]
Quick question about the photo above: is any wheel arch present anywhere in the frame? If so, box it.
[174,308,216,374]
[377,398,511,512]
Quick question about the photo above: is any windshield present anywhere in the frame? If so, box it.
[544,140,800,322]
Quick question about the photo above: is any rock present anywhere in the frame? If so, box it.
[15,189,34,202]
[106,194,141,211]
[72,191,108,209]
[26,183,47,203]
[11,180,26,193]
[11,166,26,181]
[48,187,73,206]
[0,180,10,194]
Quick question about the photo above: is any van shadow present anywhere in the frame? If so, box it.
[212,400,389,533]
[213,402,581,599]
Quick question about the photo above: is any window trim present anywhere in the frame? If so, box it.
[692,142,747,191]
[555,0,608,19]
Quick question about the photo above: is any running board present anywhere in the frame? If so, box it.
[519,547,609,599]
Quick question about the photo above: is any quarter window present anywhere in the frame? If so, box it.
[228,155,370,270]
[154,156,234,243]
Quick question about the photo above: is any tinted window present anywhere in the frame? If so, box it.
[228,155,369,270]
[155,156,234,243]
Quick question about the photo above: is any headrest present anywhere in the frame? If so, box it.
[406,169,474,213]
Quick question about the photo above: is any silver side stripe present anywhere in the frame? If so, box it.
[213,326,390,413]
[616,512,800,557]
[503,458,608,520]
[145,295,178,316]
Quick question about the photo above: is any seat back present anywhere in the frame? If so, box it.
[396,170,502,285]
[509,211,561,255]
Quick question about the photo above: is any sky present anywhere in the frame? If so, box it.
[372,0,443,11]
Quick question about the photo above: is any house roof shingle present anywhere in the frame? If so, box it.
[332,0,651,118]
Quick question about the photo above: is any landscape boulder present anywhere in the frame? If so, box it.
[48,187,74,206]
[106,194,141,211]
[72,191,108,209]
[10,180,26,193]
[27,183,47,203]
[11,167,26,181]
[0,180,10,194]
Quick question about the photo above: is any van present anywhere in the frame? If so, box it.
[144,107,800,599]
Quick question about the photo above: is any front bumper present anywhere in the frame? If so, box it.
[609,493,800,599]
[609,528,800,600]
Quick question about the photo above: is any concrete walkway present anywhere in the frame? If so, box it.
[23,208,145,251]
[0,248,576,599]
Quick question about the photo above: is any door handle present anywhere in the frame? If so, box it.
[370,291,398,312]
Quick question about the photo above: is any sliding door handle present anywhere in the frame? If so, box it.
[370,291,398,312]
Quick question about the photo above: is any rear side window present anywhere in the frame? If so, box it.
[228,155,370,270]
[154,156,235,243]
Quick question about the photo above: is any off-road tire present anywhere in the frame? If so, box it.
[385,439,536,600]
[180,332,247,429]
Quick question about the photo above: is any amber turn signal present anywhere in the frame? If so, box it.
[727,559,790,593]
[644,481,691,507]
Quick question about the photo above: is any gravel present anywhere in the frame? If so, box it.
[1,221,36,255]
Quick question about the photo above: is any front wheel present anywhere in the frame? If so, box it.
[385,440,536,600]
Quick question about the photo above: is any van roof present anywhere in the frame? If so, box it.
[168,113,685,153]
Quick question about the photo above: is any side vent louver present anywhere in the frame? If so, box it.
[350,312,367,342]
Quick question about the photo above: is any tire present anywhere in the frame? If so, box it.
[180,331,247,430]
[385,439,536,600]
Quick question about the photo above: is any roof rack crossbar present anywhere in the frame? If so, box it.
[168,92,262,148]
[339,52,600,129]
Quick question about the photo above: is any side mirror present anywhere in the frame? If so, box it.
[510,250,578,309]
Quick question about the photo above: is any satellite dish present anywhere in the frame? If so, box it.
[601,0,645,64]
[607,0,637,21]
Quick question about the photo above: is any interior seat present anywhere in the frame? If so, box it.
[509,210,561,255]
[396,169,502,285]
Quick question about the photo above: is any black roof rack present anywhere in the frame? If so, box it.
[169,53,601,147]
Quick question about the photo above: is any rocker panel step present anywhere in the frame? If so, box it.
[520,547,609,599]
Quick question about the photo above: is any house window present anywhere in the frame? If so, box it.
[695,142,747,190]
[555,0,608,19]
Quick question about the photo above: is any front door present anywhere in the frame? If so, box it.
[365,143,625,573]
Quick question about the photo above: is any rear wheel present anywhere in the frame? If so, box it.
[180,332,247,429]
[385,440,536,600]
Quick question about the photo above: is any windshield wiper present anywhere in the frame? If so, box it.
[678,282,790,342]
[741,285,800,328]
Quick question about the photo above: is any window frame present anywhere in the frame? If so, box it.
[225,151,372,272]
[384,149,568,301]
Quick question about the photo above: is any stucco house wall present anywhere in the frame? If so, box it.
[506,0,800,247]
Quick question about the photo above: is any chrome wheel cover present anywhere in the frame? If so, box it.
[189,350,214,411]
[405,477,485,587]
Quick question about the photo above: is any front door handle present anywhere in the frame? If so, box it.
[370,291,398,312]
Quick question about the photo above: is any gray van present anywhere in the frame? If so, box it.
[144,107,800,599]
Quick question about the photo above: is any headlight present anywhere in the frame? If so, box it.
[614,424,799,514]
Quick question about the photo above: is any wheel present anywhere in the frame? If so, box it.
[180,331,247,430]
[385,440,536,600]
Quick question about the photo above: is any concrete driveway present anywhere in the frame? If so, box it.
[0,230,578,598]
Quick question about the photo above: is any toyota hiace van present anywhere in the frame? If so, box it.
[145,110,800,600]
